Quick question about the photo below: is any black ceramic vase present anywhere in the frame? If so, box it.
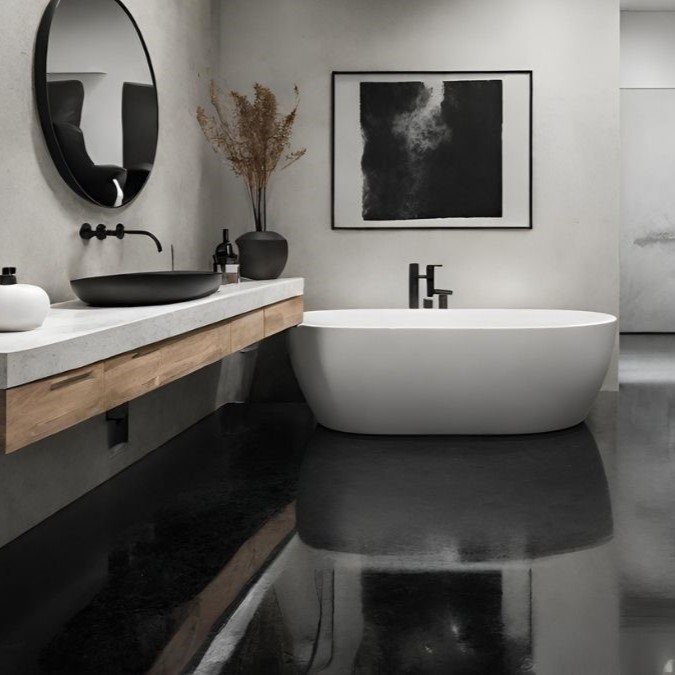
[235,230,288,280]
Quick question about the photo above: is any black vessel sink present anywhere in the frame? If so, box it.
[70,271,222,307]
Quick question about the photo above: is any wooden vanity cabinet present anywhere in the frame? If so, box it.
[0,296,303,454]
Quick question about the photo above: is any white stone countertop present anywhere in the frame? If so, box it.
[0,278,303,389]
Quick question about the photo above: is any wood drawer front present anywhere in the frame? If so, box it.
[158,322,230,387]
[104,345,162,410]
[230,310,264,352]
[0,295,303,454]
[263,296,304,337]
[3,363,105,454]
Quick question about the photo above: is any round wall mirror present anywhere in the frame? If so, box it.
[34,0,159,208]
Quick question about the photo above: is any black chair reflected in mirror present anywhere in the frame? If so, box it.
[47,80,127,207]
[122,82,157,200]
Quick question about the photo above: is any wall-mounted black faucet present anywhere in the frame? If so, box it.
[79,223,163,253]
[409,263,453,308]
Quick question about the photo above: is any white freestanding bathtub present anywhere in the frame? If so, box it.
[288,309,617,435]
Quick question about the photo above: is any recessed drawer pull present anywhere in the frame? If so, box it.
[49,371,95,391]
[132,346,161,360]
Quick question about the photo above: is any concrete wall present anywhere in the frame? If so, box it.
[0,0,224,302]
[620,12,675,332]
[622,11,675,88]
[0,0,242,548]
[218,0,620,386]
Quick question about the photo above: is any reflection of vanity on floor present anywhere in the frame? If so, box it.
[0,279,303,454]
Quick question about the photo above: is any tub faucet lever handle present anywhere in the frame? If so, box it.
[425,264,445,298]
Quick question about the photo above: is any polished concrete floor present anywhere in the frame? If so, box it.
[195,336,675,675]
[0,403,316,674]
[1,336,674,674]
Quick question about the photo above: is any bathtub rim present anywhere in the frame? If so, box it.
[297,308,618,331]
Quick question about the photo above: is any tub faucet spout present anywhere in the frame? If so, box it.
[425,265,453,298]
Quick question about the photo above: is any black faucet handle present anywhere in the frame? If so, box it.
[426,264,444,297]
[80,223,96,240]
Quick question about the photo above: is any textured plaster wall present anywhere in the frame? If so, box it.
[0,0,245,548]
[621,11,675,88]
[219,0,620,387]
[0,0,224,301]
[620,12,675,331]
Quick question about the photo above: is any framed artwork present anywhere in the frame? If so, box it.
[331,71,532,230]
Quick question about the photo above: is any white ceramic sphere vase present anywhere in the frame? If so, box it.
[0,282,50,332]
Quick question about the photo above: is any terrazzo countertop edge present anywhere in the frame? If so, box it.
[0,278,304,389]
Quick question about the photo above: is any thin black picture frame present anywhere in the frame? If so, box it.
[331,70,533,231]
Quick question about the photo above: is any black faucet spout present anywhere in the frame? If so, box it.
[119,225,163,252]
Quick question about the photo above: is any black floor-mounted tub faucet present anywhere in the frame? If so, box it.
[409,263,453,309]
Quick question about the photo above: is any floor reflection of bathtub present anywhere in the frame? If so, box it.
[195,425,618,674]
[288,309,617,434]
[297,425,613,564]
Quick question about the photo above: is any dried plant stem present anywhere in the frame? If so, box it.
[197,82,306,232]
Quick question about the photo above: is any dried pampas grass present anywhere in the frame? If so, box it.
[197,81,306,231]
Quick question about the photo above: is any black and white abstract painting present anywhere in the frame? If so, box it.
[332,71,532,229]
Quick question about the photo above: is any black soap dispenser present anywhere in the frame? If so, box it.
[214,229,234,267]
[213,230,239,284]
[0,267,17,285]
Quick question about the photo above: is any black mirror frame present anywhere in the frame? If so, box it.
[34,0,159,209]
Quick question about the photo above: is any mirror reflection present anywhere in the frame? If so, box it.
[36,0,158,207]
